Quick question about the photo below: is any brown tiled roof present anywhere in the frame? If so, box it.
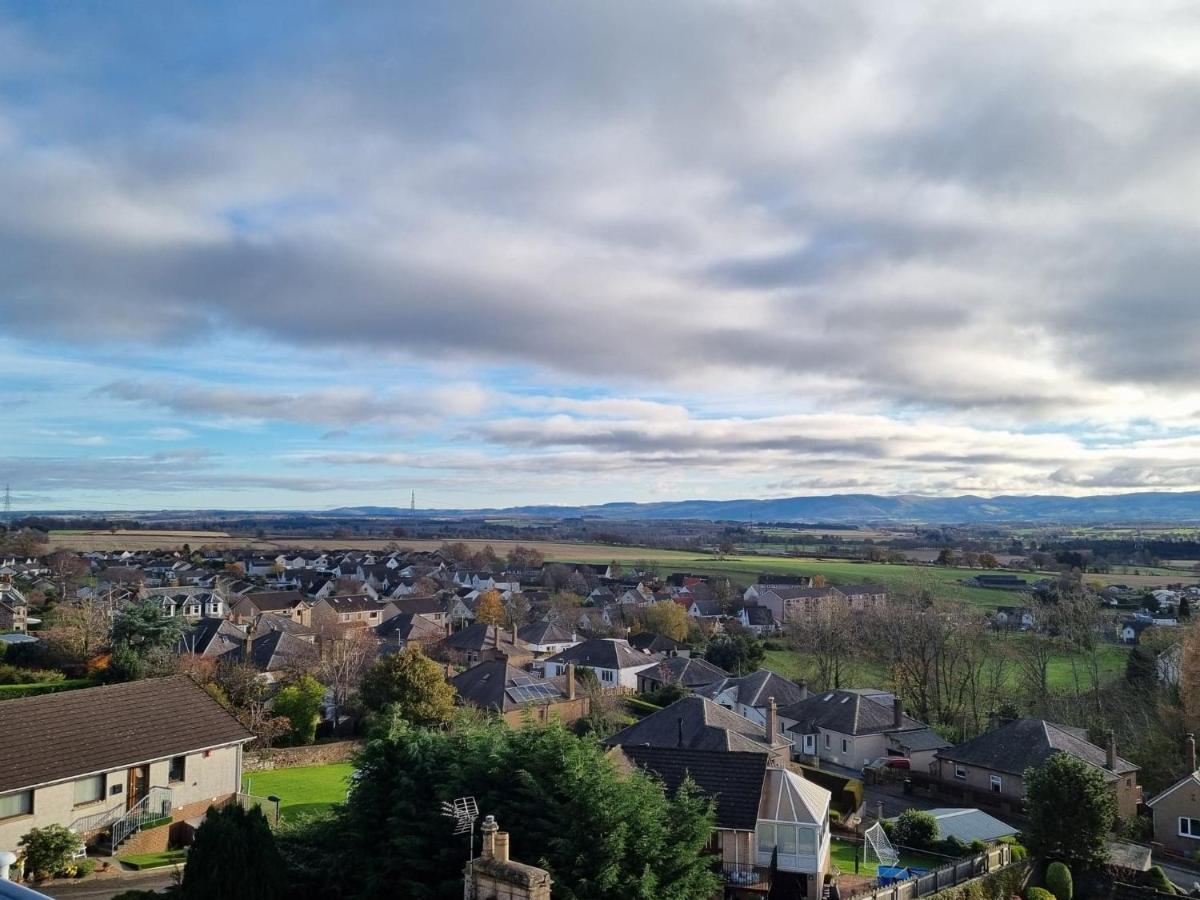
[0,676,253,793]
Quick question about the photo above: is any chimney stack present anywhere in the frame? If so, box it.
[1107,729,1118,771]
[798,680,809,701]
[766,697,778,742]
[494,830,510,864]
[678,717,685,748]
[893,696,904,729]
[566,663,576,701]
[480,815,498,860]
[1188,733,1197,773]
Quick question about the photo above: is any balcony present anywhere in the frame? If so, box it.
[718,863,772,891]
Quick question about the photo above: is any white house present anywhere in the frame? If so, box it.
[544,638,657,690]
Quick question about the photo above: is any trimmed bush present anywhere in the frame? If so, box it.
[1045,862,1072,900]
[1145,866,1178,895]
[891,809,938,849]
[1026,889,1055,900]
[18,824,84,880]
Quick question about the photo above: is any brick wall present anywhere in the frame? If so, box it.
[118,821,170,856]
[243,739,361,772]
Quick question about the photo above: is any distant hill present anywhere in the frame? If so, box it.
[329,490,1200,524]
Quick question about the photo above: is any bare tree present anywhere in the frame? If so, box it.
[45,549,88,602]
[42,594,111,664]
[787,601,859,690]
[319,627,379,724]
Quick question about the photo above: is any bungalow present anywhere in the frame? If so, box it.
[686,599,724,621]
[934,718,1142,821]
[1120,620,1154,644]
[1147,736,1200,856]
[543,638,657,690]
[229,591,311,627]
[375,612,445,654]
[738,605,777,636]
[436,622,532,668]
[636,656,729,694]
[697,669,806,734]
[778,688,949,772]
[613,745,831,900]
[605,696,792,763]
[517,621,579,656]
[994,607,1036,631]
[627,632,690,658]
[0,677,252,858]
[449,659,588,727]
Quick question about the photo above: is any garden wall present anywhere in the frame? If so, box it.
[243,739,361,772]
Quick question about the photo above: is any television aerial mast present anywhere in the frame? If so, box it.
[441,795,480,861]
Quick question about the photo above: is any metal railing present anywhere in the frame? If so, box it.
[718,862,772,890]
[68,803,126,836]
[110,786,173,851]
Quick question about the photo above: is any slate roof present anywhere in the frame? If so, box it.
[518,621,576,645]
[441,622,523,653]
[618,746,768,831]
[936,718,1139,780]
[238,590,308,612]
[741,606,776,626]
[897,808,1017,844]
[698,669,805,709]
[779,689,923,737]
[320,594,382,613]
[228,630,319,673]
[627,632,687,654]
[545,638,655,671]
[252,613,317,640]
[641,656,730,689]
[605,696,787,754]
[450,659,565,713]
[376,611,444,642]
[178,618,245,657]
[388,595,444,617]
[0,676,253,793]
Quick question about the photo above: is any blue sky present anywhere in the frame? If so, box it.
[5,2,1200,510]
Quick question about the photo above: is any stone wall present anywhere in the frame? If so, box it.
[243,739,361,773]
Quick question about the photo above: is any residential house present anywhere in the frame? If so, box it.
[0,677,253,858]
[309,595,396,633]
[605,696,792,764]
[744,577,816,603]
[636,656,730,694]
[177,618,246,658]
[449,659,588,727]
[464,816,552,900]
[1120,620,1154,644]
[1147,737,1200,856]
[226,631,319,682]
[436,622,532,667]
[614,745,832,899]
[627,632,690,657]
[835,584,889,610]
[686,598,724,621]
[738,605,777,636]
[517,621,579,656]
[375,612,445,654]
[934,718,1142,820]
[994,607,1036,631]
[543,638,658,691]
[0,585,28,633]
[753,587,848,625]
[697,669,806,735]
[778,688,949,773]
[229,591,311,627]
[387,595,447,628]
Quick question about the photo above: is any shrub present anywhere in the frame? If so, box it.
[18,824,84,880]
[1007,842,1029,861]
[72,858,96,878]
[1145,866,1178,895]
[891,809,939,849]
[969,838,988,854]
[1046,861,1073,900]
[1026,889,1055,900]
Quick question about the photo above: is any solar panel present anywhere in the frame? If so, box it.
[506,681,560,704]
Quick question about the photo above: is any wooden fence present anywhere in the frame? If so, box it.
[844,844,1014,900]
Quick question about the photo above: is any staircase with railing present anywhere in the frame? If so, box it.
[97,787,173,855]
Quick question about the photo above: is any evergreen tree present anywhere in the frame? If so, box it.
[1024,753,1113,869]
[182,804,287,900]
[358,644,457,725]
[272,675,325,745]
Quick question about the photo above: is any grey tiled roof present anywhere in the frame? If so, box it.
[605,696,785,754]
[936,718,1139,779]
[618,746,767,830]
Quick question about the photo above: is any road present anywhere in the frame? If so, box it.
[37,868,179,899]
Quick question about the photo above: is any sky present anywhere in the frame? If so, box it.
[4,1,1200,510]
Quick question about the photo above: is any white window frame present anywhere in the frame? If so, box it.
[954,764,968,780]
[1180,817,1200,839]
[989,774,1002,793]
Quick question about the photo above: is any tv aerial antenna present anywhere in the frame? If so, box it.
[442,795,480,860]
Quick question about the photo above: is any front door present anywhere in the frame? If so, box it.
[126,765,149,810]
[802,734,816,755]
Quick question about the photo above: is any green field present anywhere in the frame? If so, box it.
[829,839,947,877]
[242,762,354,822]
[763,640,1129,693]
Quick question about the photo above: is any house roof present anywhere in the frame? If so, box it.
[441,622,523,652]
[617,746,768,831]
[741,606,775,626]
[893,808,1017,844]
[238,590,308,612]
[450,659,565,713]
[388,595,443,617]
[518,621,576,645]
[627,632,687,654]
[778,689,923,737]
[545,638,654,671]
[178,618,245,657]
[641,656,730,689]
[1147,770,1200,807]
[936,718,1139,779]
[0,676,253,793]
[757,767,830,826]
[228,630,319,672]
[605,696,786,754]
[320,594,382,613]
[376,611,444,642]
[698,669,805,709]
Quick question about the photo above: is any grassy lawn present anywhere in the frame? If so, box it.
[121,849,187,870]
[0,679,93,701]
[829,839,947,877]
[242,763,354,822]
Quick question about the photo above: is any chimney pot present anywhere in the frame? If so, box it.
[766,696,778,743]
[893,696,904,730]
[798,680,809,700]
[1107,729,1118,771]
[480,815,498,860]
[494,831,510,864]
[1188,733,1197,773]
[566,662,576,701]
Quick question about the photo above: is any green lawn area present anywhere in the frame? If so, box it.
[121,849,187,870]
[0,679,92,700]
[829,839,947,877]
[242,763,354,822]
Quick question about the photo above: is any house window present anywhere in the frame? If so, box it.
[954,765,967,780]
[0,789,32,819]
[778,824,798,855]
[756,823,777,855]
[1180,817,1200,838]
[169,755,187,783]
[841,739,849,753]
[989,775,1002,793]
[824,733,831,749]
[73,775,104,806]
[601,669,614,682]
